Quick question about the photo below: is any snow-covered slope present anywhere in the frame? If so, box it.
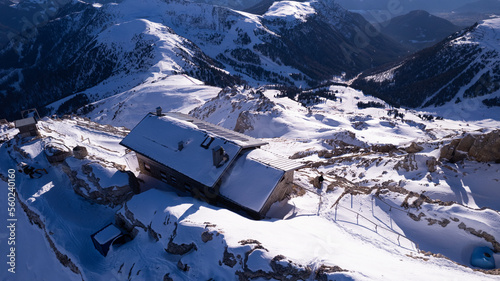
[353,18,500,118]
[1,87,500,280]
[72,75,221,129]
[0,0,408,120]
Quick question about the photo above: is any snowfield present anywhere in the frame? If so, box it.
[1,80,499,280]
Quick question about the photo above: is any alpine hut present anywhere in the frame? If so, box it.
[119,110,304,218]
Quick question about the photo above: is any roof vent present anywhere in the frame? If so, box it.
[212,146,229,168]
[156,106,163,116]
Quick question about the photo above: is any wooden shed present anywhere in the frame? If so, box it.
[14,117,38,137]
[120,111,304,218]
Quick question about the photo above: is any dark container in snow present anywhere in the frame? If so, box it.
[73,146,88,159]
[470,246,496,269]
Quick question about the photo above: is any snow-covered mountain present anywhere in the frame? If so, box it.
[0,0,408,120]
[188,0,262,11]
[1,82,500,280]
[352,18,500,119]
[1,1,500,280]
[380,10,462,51]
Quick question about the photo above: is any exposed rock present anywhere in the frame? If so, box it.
[222,247,237,268]
[440,142,457,162]
[408,212,426,221]
[405,142,424,154]
[165,222,197,255]
[236,254,312,281]
[439,219,451,227]
[426,157,438,173]
[440,130,500,163]
[318,150,335,159]
[426,218,450,227]
[314,264,349,281]
[394,154,418,171]
[148,223,160,242]
[468,130,500,163]
[269,255,312,279]
[201,231,214,243]
[239,239,264,246]
[458,222,500,252]
[177,260,189,272]
[371,144,398,154]
[234,111,254,133]
[61,160,133,206]
[456,134,475,152]
[73,146,88,160]
[290,150,316,159]
[45,144,72,163]
[165,241,197,256]
[163,273,173,281]
[312,175,324,189]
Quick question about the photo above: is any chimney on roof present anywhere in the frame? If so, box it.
[156,106,163,116]
[212,146,228,168]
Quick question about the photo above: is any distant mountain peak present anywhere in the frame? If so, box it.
[353,18,500,117]
[380,9,462,50]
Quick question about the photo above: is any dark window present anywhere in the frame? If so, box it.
[160,172,168,183]
[201,136,215,149]
[184,183,192,191]
[170,176,178,184]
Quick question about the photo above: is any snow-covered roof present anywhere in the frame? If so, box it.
[93,224,122,245]
[14,117,36,128]
[121,112,266,187]
[219,149,295,213]
[164,112,268,148]
[250,151,305,171]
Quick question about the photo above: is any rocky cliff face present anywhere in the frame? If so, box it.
[440,130,500,163]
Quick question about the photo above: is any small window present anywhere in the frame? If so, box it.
[201,136,215,149]
[184,183,192,191]
[160,172,168,183]
[144,163,151,172]
[170,176,178,184]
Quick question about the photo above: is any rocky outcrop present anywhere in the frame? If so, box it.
[315,265,349,281]
[165,222,198,256]
[394,154,418,172]
[458,222,500,252]
[234,111,255,133]
[405,142,424,154]
[62,160,134,206]
[426,157,438,172]
[440,130,500,163]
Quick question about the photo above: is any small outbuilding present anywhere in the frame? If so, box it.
[120,111,304,218]
[91,223,126,257]
[14,117,38,137]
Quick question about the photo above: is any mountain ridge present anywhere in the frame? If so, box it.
[0,0,408,120]
[352,18,500,118]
